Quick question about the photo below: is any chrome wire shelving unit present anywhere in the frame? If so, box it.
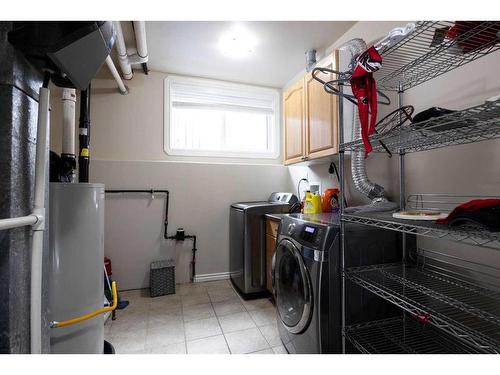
[345,317,484,354]
[341,97,500,153]
[376,21,500,92]
[325,20,500,354]
[345,263,500,353]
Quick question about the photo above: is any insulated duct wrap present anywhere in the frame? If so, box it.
[339,38,386,201]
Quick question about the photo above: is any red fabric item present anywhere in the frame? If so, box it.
[447,21,500,54]
[104,257,112,276]
[436,199,500,224]
[350,46,382,157]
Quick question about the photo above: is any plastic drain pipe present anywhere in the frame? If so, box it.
[105,56,128,95]
[30,83,50,354]
[113,21,133,80]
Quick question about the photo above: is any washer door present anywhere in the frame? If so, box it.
[274,239,313,334]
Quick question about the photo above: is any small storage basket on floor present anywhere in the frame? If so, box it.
[150,260,175,297]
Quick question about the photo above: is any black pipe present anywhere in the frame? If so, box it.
[78,84,91,183]
[104,189,169,238]
[141,62,149,75]
[185,235,197,283]
[42,71,51,88]
[167,233,197,283]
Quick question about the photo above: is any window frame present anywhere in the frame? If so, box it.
[164,75,281,160]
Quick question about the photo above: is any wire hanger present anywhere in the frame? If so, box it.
[312,67,391,106]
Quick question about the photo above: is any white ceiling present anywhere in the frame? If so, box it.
[125,21,355,88]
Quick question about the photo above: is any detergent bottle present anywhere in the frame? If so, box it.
[322,188,340,213]
[304,190,322,214]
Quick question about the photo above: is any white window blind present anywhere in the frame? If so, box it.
[164,76,280,159]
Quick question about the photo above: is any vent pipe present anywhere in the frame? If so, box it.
[305,49,317,72]
[61,88,77,182]
[78,85,91,183]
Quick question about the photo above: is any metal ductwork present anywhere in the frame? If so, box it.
[8,22,115,90]
[339,38,397,213]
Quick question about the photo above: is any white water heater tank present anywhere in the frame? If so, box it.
[49,183,105,353]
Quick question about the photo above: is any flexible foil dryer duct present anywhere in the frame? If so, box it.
[339,39,396,212]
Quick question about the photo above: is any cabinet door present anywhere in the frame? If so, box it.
[305,53,339,159]
[283,78,305,165]
[266,233,277,293]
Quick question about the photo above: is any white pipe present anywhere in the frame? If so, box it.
[61,88,76,155]
[31,86,50,354]
[133,21,148,59]
[105,56,128,95]
[113,21,133,80]
[0,215,38,230]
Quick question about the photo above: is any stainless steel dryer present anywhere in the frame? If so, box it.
[230,192,298,298]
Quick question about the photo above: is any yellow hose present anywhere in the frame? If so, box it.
[51,281,118,328]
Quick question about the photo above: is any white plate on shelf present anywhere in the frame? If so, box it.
[392,210,448,221]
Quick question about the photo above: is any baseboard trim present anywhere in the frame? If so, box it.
[194,272,230,283]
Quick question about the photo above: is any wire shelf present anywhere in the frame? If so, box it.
[342,211,500,250]
[344,263,500,353]
[376,21,500,91]
[340,97,500,153]
[345,317,483,354]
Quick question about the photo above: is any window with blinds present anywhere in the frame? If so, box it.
[164,75,280,159]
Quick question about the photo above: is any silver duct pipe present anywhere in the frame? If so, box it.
[351,110,386,200]
[339,38,397,212]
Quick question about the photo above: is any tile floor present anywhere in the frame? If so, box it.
[105,279,288,354]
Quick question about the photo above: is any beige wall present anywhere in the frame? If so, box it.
[49,72,293,290]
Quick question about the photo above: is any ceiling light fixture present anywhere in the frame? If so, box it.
[218,25,256,59]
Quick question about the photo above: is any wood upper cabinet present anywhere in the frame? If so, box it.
[305,53,339,159]
[283,52,339,165]
[283,78,306,165]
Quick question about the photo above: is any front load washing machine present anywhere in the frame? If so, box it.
[273,213,405,354]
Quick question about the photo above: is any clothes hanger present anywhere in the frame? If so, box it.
[312,67,391,106]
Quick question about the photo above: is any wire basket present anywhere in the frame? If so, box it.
[150,259,175,297]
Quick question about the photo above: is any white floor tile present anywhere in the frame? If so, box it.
[184,317,222,341]
[146,323,185,349]
[218,311,256,333]
[249,348,274,354]
[187,335,230,354]
[240,298,274,311]
[248,307,277,327]
[258,323,281,347]
[182,303,215,322]
[224,327,270,354]
[148,342,187,354]
[181,293,211,307]
[208,288,239,303]
[213,299,246,317]
[272,345,288,354]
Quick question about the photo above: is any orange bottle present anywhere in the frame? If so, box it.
[321,188,340,213]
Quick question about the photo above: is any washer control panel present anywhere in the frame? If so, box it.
[299,224,324,246]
